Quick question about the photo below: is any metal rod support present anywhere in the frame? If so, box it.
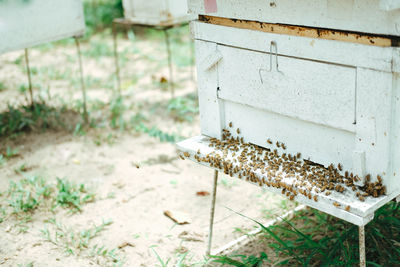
[24,48,34,107]
[163,28,174,98]
[74,37,88,124]
[207,170,219,255]
[112,22,122,95]
[359,225,366,267]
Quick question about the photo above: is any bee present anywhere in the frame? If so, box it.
[377,175,382,183]
[282,143,286,150]
[197,149,201,154]
[359,196,365,202]
[179,155,185,160]
[229,122,233,128]
[267,139,272,145]
[313,195,318,202]
[183,152,190,157]
[289,195,294,201]
[365,174,371,182]
[275,141,281,148]
[345,205,350,212]
[325,191,331,196]
[338,163,343,171]
[333,201,341,207]
[237,128,241,134]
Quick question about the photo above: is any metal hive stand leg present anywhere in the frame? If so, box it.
[112,21,122,95]
[163,28,174,98]
[359,225,366,267]
[207,170,219,255]
[74,37,88,124]
[190,38,195,82]
[24,48,34,107]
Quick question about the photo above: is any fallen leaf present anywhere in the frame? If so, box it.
[196,191,210,196]
[164,210,191,225]
[118,242,135,249]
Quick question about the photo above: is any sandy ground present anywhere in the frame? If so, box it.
[0,27,294,266]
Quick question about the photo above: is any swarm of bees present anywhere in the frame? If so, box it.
[180,127,386,212]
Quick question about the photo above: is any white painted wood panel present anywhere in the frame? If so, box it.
[221,100,356,171]
[354,68,393,188]
[389,66,400,193]
[191,22,395,73]
[0,0,85,54]
[217,44,356,132]
[188,0,400,36]
[122,0,193,25]
[195,40,223,138]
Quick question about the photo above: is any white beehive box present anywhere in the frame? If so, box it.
[122,0,193,26]
[0,0,85,55]
[177,0,400,225]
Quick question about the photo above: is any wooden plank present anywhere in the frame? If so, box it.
[176,135,400,225]
[200,15,398,47]
[217,44,357,132]
[188,0,400,36]
[191,22,395,73]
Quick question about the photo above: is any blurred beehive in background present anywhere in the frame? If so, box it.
[122,0,194,26]
[0,0,85,54]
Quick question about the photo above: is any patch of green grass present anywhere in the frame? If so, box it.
[41,218,123,265]
[6,176,52,214]
[0,175,95,220]
[151,246,210,267]
[167,96,198,123]
[110,95,126,130]
[211,253,269,267]
[4,146,19,159]
[55,178,95,212]
[83,0,123,35]
[83,39,113,58]
[216,202,400,266]
[134,122,182,143]
[0,102,64,137]
[0,82,6,92]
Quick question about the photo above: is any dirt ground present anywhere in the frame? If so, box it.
[0,27,293,266]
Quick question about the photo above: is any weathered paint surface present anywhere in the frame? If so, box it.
[188,0,400,36]
[0,0,85,54]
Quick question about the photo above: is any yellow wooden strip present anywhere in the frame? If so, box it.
[199,15,398,47]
